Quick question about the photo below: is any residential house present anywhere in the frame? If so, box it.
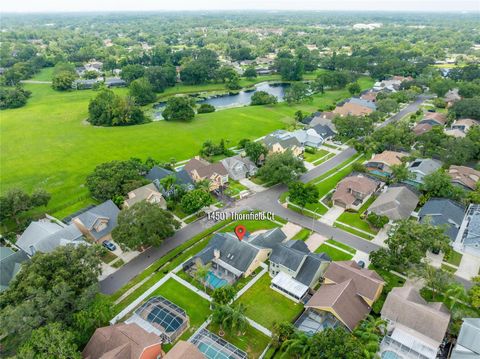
[82,323,162,359]
[308,112,336,128]
[71,200,120,243]
[0,246,29,292]
[183,228,287,286]
[263,131,304,157]
[333,102,373,117]
[221,155,258,181]
[183,157,229,191]
[451,318,480,359]
[290,128,325,148]
[84,60,103,73]
[369,185,419,220]
[419,198,466,241]
[124,183,167,209]
[300,111,322,125]
[269,240,331,302]
[311,124,336,140]
[380,283,451,359]
[454,204,480,257]
[105,78,127,88]
[444,88,461,107]
[406,158,442,186]
[346,97,377,111]
[145,165,194,195]
[332,175,380,210]
[419,112,447,127]
[448,165,480,191]
[413,123,433,136]
[360,91,377,102]
[451,118,478,134]
[304,261,384,331]
[445,128,467,138]
[73,79,99,90]
[366,151,407,177]
[162,341,204,359]
[16,218,86,256]
[373,76,412,92]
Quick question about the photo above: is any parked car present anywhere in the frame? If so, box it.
[102,240,117,251]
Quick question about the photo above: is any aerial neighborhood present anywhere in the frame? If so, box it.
[0,7,479,359]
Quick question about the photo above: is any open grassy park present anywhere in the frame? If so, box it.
[0,71,373,216]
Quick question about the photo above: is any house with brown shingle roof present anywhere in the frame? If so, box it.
[304,261,384,332]
[331,175,381,210]
[366,151,407,177]
[183,157,229,191]
[333,102,373,117]
[82,323,162,359]
[413,123,433,136]
[380,283,451,359]
[419,112,447,126]
[448,165,480,191]
[360,91,377,103]
[162,341,204,359]
[123,183,167,209]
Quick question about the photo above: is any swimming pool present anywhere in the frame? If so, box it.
[206,271,228,289]
[381,351,402,359]
[198,342,230,359]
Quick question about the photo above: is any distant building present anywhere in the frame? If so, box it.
[366,151,407,177]
[263,130,304,157]
[221,155,258,181]
[146,166,194,195]
[333,102,373,117]
[183,157,229,191]
[419,112,447,127]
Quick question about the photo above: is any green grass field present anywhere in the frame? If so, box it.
[0,77,373,216]
[315,243,355,261]
[237,273,304,329]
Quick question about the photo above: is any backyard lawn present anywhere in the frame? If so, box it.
[315,243,355,261]
[1,77,373,217]
[237,273,304,329]
[207,322,270,359]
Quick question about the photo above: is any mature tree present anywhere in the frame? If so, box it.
[451,97,480,120]
[0,86,31,109]
[88,89,146,126]
[333,115,374,140]
[370,220,451,272]
[194,258,211,292]
[288,182,319,211]
[429,78,455,97]
[0,245,103,350]
[129,77,156,105]
[366,212,389,229]
[422,170,464,201]
[294,110,304,122]
[212,303,248,336]
[458,82,480,98]
[112,201,179,250]
[17,323,81,359]
[211,285,236,306]
[197,103,215,113]
[353,316,387,359]
[250,91,277,105]
[243,66,257,79]
[271,322,296,349]
[315,71,353,90]
[365,122,415,153]
[445,282,468,311]
[275,52,304,81]
[410,264,454,297]
[120,64,145,84]
[0,188,50,225]
[284,82,310,104]
[180,189,213,214]
[244,141,268,165]
[144,65,176,92]
[469,276,480,309]
[257,151,306,185]
[347,82,361,96]
[85,159,147,201]
[376,98,400,114]
[52,62,77,91]
[390,163,413,183]
[162,96,195,121]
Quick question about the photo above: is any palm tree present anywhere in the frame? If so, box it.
[194,258,211,292]
[212,304,231,337]
[353,315,387,358]
[280,331,313,359]
[230,303,248,336]
[445,283,467,311]
[159,174,177,192]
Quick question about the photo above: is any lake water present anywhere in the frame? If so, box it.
[152,82,288,120]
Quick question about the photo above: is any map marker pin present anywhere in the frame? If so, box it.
[234,225,246,241]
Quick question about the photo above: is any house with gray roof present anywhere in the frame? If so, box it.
[146,166,194,197]
[311,124,336,140]
[269,240,331,301]
[290,128,325,148]
[123,183,167,209]
[406,158,443,187]
[347,97,377,111]
[16,219,86,256]
[71,200,119,242]
[221,155,258,181]
[454,204,480,257]
[419,198,466,241]
[368,185,419,220]
[263,131,304,157]
[451,318,480,359]
[0,246,29,292]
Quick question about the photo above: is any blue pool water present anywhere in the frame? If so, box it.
[206,271,228,289]
[381,351,402,359]
[197,342,230,359]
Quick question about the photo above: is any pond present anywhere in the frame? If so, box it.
[152,82,289,120]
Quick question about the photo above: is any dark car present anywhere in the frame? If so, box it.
[102,240,117,251]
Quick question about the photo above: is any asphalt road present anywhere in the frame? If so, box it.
[378,94,433,128]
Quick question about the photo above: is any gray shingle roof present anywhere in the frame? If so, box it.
[74,200,119,240]
[221,155,258,181]
[369,185,419,220]
[294,253,330,286]
[453,318,480,357]
[408,158,443,183]
[0,247,29,292]
[459,204,480,252]
[311,124,336,138]
[419,198,466,240]
[270,243,306,271]
[247,228,286,249]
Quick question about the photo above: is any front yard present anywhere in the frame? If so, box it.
[334,196,378,239]
[224,180,249,197]
[315,243,355,261]
[303,149,331,164]
[236,273,304,329]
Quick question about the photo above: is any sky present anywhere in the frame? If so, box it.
[1,0,479,13]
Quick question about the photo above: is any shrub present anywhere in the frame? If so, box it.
[197,103,216,113]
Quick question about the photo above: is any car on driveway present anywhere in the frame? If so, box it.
[102,240,117,251]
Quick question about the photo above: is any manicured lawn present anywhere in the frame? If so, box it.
[223,219,279,234]
[208,322,270,359]
[325,239,356,254]
[444,250,463,267]
[441,263,457,273]
[334,222,374,240]
[315,244,355,261]
[237,273,304,329]
[303,149,330,163]
[225,180,249,197]
[335,196,378,237]
[111,258,125,268]
[31,67,54,81]
[100,250,118,264]
[151,278,212,339]
[292,228,312,241]
[1,77,373,216]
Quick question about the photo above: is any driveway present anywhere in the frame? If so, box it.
[456,253,480,280]
[320,206,344,226]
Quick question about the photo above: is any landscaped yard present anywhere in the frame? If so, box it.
[222,219,279,234]
[0,77,373,217]
[207,322,270,359]
[303,149,330,163]
[292,228,312,241]
[444,250,463,267]
[325,239,356,254]
[151,278,212,340]
[224,180,249,197]
[100,250,117,264]
[237,273,304,329]
[315,243,355,261]
[335,196,378,238]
